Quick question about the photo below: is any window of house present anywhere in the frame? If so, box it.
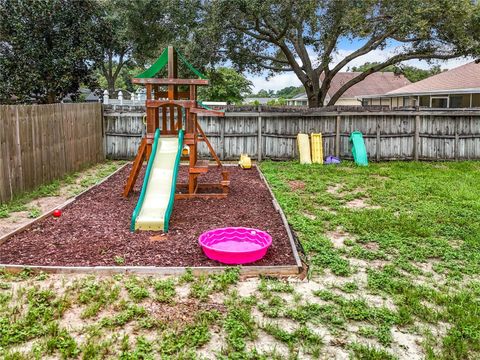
[431,96,448,108]
[450,94,470,108]
[472,94,480,107]
[419,96,429,107]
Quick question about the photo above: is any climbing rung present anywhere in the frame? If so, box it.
[190,160,209,173]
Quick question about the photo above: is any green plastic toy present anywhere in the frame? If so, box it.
[350,131,368,166]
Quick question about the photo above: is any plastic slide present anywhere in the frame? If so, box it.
[131,129,184,232]
[297,134,312,164]
[349,131,368,166]
[311,133,324,164]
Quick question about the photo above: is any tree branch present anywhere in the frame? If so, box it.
[327,52,462,106]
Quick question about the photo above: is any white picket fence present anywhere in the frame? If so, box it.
[102,89,147,106]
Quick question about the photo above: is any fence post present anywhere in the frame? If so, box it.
[118,91,123,106]
[454,116,459,160]
[220,117,225,160]
[335,114,341,158]
[414,113,420,161]
[103,90,109,105]
[257,106,262,161]
[376,116,381,161]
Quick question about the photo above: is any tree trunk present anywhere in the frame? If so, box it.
[46,91,56,104]
[107,77,116,99]
[307,91,322,108]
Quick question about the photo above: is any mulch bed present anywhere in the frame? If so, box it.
[0,165,297,267]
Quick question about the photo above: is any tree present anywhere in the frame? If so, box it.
[206,0,480,107]
[0,0,104,104]
[350,62,442,82]
[276,85,304,98]
[198,67,252,103]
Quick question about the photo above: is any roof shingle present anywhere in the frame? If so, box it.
[386,61,480,95]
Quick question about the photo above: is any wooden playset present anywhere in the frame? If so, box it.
[123,46,229,200]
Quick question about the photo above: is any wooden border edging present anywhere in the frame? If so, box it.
[0,162,130,246]
[0,163,302,277]
[256,165,303,271]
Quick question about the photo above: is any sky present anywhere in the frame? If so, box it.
[246,39,474,93]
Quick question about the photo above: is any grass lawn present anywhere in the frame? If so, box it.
[0,160,479,359]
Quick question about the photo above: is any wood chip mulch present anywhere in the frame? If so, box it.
[0,165,297,267]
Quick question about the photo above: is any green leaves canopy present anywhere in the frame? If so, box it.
[205,0,480,107]
[0,0,104,104]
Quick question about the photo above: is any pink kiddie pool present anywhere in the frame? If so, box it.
[199,227,272,264]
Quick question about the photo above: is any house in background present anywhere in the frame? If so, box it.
[243,97,276,105]
[286,72,410,106]
[361,62,480,108]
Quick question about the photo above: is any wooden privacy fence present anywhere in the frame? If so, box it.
[0,103,104,203]
[103,106,480,161]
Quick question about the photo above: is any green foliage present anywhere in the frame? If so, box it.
[27,206,42,219]
[76,277,120,318]
[0,0,104,103]
[349,343,398,360]
[153,279,176,303]
[350,62,443,83]
[124,276,150,301]
[206,0,480,107]
[198,67,252,104]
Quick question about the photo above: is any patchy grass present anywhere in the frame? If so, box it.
[0,160,125,219]
[1,160,479,359]
[261,160,480,359]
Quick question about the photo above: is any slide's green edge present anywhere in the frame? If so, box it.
[130,129,161,232]
[163,129,184,232]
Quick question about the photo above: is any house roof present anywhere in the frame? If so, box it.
[386,61,480,96]
[287,71,410,101]
[322,72,411,98]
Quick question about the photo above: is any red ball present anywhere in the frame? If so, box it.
[53,210,62,218]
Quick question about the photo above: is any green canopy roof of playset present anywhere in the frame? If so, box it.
[135,47,207,80]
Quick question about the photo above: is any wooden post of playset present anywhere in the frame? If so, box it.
[123,46,230,199]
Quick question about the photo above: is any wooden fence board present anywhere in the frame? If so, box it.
[102,106,480,162]
[0,103,104,203]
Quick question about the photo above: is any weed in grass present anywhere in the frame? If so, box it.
[190,268,241,301]
[211,267,240,291]
[179,268,195,283]
[81,336,115,359]
[339,281,359,293]
[349,342,398,359]
[223,293,257,354]
[124,276,149,301]
[258,294,286,318]
[120,335,154,359]
[0,286,69,348]
[262,322,323,357]
[27,206,42,219]
[190,275,212,301]
[76,277,120,318]
[153,278,176,303]
[43,322,79,359]
[258,276,294,295]
[99,302,147,328]
[158,310,220,356]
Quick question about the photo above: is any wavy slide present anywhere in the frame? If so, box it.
[131,129,184,232]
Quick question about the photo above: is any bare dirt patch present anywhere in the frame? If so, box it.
[326,184,342,195]
[345,198,381,210]
[326,227,352,248]
[302,211,317,220]
[362,242,380,251]
[288,180,306,191]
